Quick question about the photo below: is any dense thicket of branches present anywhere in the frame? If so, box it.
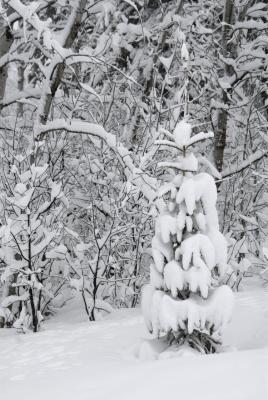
[0,0,267,331]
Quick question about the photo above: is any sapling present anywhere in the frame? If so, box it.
[142,120,234,354]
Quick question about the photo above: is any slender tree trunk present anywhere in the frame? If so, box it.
[0,16,13,103]
[213,0,235,172]
[27,214,38,332]
[17,65,25,116]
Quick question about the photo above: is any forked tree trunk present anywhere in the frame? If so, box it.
[39,0,87,125]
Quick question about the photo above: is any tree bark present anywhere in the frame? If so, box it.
[213,0,235,172]
[0,14,13,103]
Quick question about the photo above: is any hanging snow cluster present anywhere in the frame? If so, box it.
[142,120,234,353]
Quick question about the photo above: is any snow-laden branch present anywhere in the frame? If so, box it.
[232,20,268,31]
[158,127,174,141]
[35,119,114,142]
[0,87,41,109]
[198,156,221,179]
[64,54,141,88]
[35,120,158,203]
[155,139,182,152]
[7,0,52,37]
[221,150,268,178]
[186,131,214,148]
[1,292,29,308]
[0,54,26,69]
[7,0,57,24]
[158,161,197,172]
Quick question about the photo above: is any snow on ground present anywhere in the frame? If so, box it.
[1,288,268,400]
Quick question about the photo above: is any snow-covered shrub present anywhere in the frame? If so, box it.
[0,154,69,332]
[224,235,254,291]
[142,120,234,353]
[66,186,151,321]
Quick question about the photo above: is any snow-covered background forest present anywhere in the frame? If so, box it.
[0,0,267,399]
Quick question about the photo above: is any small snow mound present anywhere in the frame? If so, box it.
[158,344,198,360]
[138,341,158,361]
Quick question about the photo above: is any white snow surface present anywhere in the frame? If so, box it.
[1,288,268,400]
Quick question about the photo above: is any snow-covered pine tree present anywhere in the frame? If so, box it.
[142,119,234,354]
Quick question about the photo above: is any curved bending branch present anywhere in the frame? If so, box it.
[221,150,268,179]
[35,119,158,203]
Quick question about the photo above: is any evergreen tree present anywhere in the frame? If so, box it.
[142,119,234,354]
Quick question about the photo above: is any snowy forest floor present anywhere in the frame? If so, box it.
[1,285,268,400]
